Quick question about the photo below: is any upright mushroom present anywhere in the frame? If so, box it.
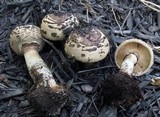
[64,27,110,63]
[9,25,70,116]
[102,39,154,108]
[41,12,79,41]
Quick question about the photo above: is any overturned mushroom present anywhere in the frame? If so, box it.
[41,12,79,41]
[64,27,110,63]
[115,39,154,76]
[9,25,70,116]
[102,39,154,108]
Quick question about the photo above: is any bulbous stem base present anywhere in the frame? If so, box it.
[102,72,143,108]
[27,85,71,116]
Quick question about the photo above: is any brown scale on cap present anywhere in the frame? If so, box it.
[41,12,79,41]
[65,27,110,63]
[10,25,44,55]
[47,13,71,25]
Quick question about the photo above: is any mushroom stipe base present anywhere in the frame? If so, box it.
[102,72,143,108]
[27,85,71,116]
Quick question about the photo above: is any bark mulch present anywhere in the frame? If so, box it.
[0,0,160,117]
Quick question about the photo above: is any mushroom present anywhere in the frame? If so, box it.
[102,39,154,108]
[115,39,154,76]
[64,27,110,63]
[9,25,70,116]
[41,12,79,41]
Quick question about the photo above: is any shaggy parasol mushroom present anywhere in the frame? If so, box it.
[102,39,154,108]
[9,25,70,116]
[41,12,79,41]
[64,27,110,63]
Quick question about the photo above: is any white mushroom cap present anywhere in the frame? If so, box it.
[41,12,79,41]
[115,39,154,76]
[64,27,110,63]
[10,25,44,55]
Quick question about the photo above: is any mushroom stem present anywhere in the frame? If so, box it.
[120,53,137,76]
[23,45,57,88]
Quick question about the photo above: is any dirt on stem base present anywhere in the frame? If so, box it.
[102,72,143,108]
[27,85,71,116]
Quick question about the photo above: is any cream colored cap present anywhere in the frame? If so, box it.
[10,25,44,55]
[65,27,110,63]
[41,13,79,41]
[115,39,154,76]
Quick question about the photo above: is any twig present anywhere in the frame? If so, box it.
[140,0,160,12]
[80,0,97,17]
[77,65,115,74]
[43,39,78,79]
[111,7,122,34]
[0,89,24,100]
[121,10,132,30]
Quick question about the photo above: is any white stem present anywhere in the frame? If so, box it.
[120,54,137,76]
[23,47,57,88]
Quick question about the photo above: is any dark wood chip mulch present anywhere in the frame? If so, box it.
[0,0,160,117]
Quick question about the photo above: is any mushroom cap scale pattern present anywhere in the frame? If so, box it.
[10,25,44,55]
[41,13,79,41]
[65,28,110,63]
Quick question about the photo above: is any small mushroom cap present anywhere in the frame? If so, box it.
[10,25,44,55]
[151,77,160,87]
[115,39,154,76]
[64,27,110,63]
[41,13,79,41]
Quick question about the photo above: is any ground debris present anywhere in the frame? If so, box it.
[0,0,160,117]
